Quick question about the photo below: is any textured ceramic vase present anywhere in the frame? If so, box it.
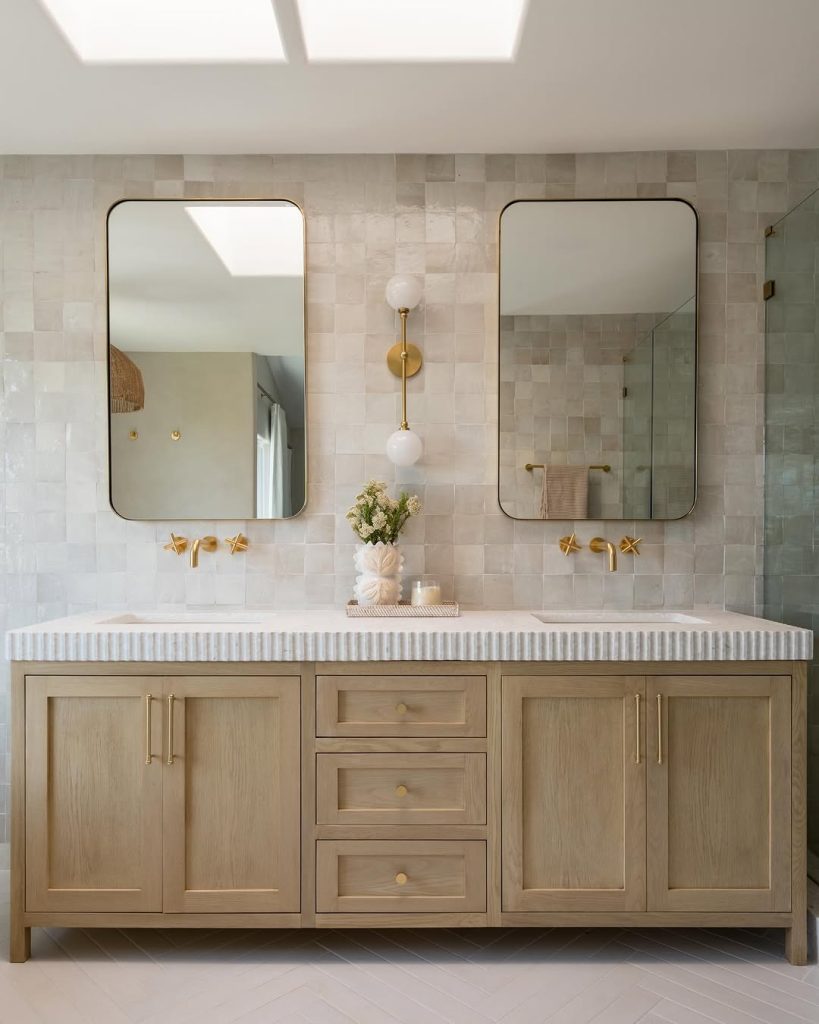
[353,541,404,605]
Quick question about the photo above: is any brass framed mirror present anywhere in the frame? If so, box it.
[498,198,697,521]
[106,199,306,520]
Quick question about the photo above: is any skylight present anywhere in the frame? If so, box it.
[39,0,286,63]
[296,0,528,62]
[185,205,304,277]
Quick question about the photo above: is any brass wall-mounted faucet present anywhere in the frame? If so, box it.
[189,536,217,568]
[590,537,618,572]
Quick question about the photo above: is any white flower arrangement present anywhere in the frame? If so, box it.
[345,480,422,545]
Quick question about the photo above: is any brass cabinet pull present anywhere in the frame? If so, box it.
[167,693,175,765]
[395,784,408,798]
[395,872,408,886]
[145,694,153,765]
[395,702,408,716]
[657,693,663,765]
[634,693,641,764]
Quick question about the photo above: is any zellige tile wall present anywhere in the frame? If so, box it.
[0,149,817,841]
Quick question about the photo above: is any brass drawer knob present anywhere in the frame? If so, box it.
[395,784,408,798]
[395,872,408,886]
[395,702,408,715]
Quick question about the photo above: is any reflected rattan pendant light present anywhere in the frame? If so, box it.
[110,346,145,413]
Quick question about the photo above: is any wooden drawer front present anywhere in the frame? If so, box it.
[316,753,486,825]
[316,841,486,913]
[316,675,486,737]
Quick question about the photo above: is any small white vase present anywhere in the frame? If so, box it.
[353,541,404,605]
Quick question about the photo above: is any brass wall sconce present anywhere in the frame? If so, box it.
[385,274,423,466]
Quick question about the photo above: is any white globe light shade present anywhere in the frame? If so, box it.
[385,274,423,311]
[386,428,423,466]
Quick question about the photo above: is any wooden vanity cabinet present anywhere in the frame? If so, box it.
[11,659,807,965]
[16,669,302,960]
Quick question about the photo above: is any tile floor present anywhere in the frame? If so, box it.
[1,872,818,1024]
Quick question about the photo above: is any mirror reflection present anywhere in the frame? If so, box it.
[107,199,305,521]
[498,199,697,521]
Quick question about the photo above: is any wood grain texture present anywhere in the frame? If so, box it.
[786,661,808,965]
[316,674,486,737]
[162,676,301,913]
[316,752,486,825]
[300,667,317,928]
[646,675,791,913]
[486,663,502,925]
[316,840,486,914]
[10,665,30,962]
[25,676,163,914]
[502,676,646,912]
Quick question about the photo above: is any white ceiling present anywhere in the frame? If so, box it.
[2,0,819,153]
[500,200,696,316]
[108,200,304,355]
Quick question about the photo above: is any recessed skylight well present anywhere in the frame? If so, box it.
[296,0,528,62]
[40,0,286,63]
[186,205,304,277]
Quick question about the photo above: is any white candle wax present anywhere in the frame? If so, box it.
[411,584,442,606]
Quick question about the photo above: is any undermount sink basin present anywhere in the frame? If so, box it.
[531,611,708,625]
[101,612,270,625]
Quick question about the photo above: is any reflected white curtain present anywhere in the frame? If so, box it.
[257,402,291,518]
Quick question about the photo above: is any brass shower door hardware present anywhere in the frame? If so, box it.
[558,533,582,556]
[189,536,218,568]
[225,533,249,555]
[163,533,188,556]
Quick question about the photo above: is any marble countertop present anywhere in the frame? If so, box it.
[5,609,813,662]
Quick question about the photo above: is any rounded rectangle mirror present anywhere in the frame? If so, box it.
[498,198,697,521]
[107,198,306,520]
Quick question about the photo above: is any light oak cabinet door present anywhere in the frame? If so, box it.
[647,676,791,912]
[162,677,301,913]
[502,676,646,912]
[25,677,163,912]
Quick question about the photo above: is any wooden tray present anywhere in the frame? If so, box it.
[346,600,460,618]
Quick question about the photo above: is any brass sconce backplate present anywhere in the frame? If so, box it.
[387,342,423,379]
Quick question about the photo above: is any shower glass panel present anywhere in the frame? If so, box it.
[764,186,819,880]
[621,299,697,519]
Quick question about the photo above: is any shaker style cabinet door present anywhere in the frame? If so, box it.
[502,676,647,912]
[25,677,164,912]
[646,676,791,912]
[161,677,301,913]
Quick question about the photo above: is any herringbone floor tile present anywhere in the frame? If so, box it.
[1,871,816,1024]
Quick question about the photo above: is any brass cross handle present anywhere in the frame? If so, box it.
[224,533,249,555]
[559,532,581,556]
[619,536,641,556]
[163,533,188,556]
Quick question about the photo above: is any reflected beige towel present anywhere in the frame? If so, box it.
[539,465,589,519]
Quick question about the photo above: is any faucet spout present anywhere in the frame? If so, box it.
[189,536,217,568]
[590,537,617,572]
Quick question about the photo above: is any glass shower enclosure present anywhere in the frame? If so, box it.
[764,187,819,880]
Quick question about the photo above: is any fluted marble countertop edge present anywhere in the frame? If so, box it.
[5,610,813,662]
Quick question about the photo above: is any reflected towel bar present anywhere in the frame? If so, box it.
[525,463,611,473]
